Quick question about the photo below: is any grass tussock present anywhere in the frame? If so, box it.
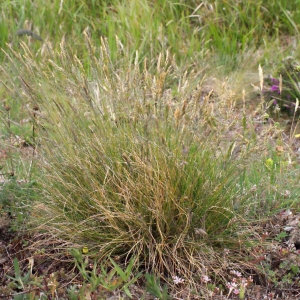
[2,35,295,287]
[1,0,300,298]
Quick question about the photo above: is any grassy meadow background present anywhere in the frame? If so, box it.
[1,0,300,299]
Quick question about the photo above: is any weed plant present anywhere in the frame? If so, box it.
[265,58,300,116]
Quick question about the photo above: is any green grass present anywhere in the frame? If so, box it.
[1,0,300,67]
[0,178,38,232]
[1,0,300,298]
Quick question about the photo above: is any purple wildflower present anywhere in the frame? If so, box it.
[270,85,280,94]
[271,78,279,85]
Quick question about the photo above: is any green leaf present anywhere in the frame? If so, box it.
[275,231,288,242]
[110,257,127,281]
[22,270,32,285]
[69,248,83,263]
[13,257,21,279]
[145,274,163,298]
[126,271,142,286]
[123,286,133,298]
[107,268,117,281]
[124,257,135,276]
[291,264,299,275]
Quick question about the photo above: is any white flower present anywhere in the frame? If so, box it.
[172,276,184,285]
[201,275,211,283]
[224,248,230,255]
[230,270,242,277]
[227,281,238,289]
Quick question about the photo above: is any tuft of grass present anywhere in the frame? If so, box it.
[3,36,295,286]
[2,1,300,298]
